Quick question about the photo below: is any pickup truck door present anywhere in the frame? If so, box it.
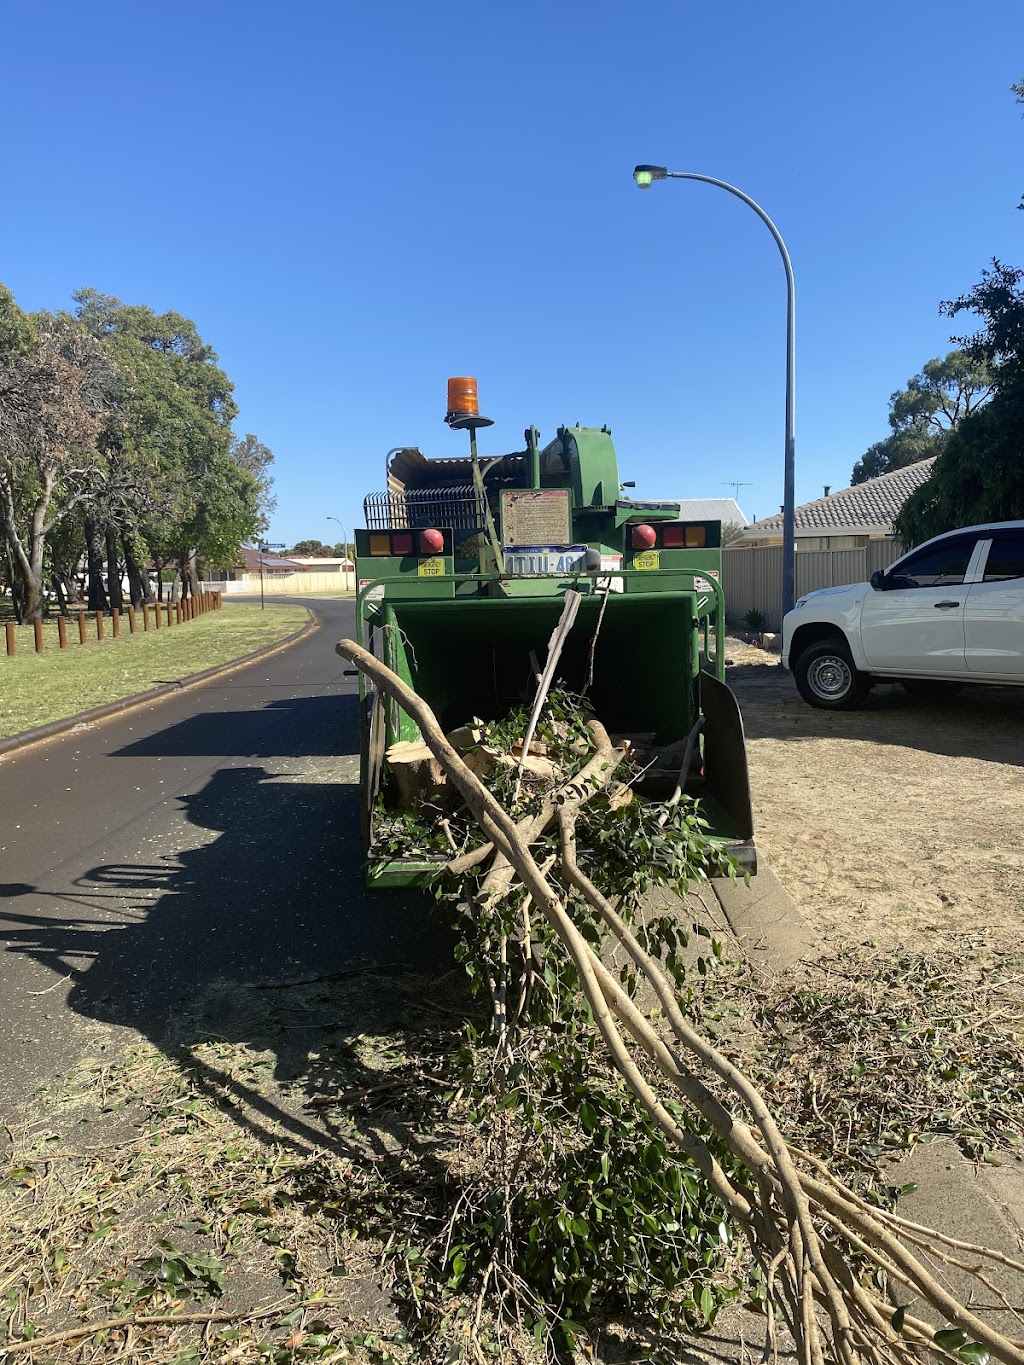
[859,533,982,674]
[964,532,1024,677]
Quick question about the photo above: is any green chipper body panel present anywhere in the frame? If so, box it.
[355,393,756,886]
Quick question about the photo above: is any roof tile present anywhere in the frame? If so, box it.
[747,458,935,535]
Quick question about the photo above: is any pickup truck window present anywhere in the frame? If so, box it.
[983,534,1024,582]
[888,536,976,589]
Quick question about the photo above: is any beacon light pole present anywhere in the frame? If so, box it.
[632,164,796,619]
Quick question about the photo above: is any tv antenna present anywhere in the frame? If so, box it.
[722,480,753,502]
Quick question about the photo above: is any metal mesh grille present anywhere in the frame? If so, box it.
[363,486,486,531]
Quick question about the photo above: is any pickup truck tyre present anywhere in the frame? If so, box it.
[900,679,965,701]
[794,637,873,710]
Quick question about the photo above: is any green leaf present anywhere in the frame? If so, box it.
[933,1328,970,1352]
[958,1345,990,1365]
[891,1305,906,1333]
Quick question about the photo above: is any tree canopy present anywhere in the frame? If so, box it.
[895,261,1024,545]
[850,350,992,485]
[0,284,275,619]
[881,78,1024,546]
[287,539,334,556]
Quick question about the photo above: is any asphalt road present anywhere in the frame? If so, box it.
[0,597,444,1109]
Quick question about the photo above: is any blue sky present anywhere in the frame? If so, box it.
[3,1,1022,542]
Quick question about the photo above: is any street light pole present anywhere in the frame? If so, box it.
[326,516,349,593]
[633,165,796,618]
[257,542,285,610]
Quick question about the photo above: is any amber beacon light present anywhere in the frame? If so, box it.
[447,376,479,419]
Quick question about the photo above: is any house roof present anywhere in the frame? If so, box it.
[744,458,936,537]
[664,497,748,525]
[240,547,304,572]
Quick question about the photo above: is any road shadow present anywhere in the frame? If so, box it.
[0,748,462,1149]
[0,756,471,1337]
[110,694,359,759]
[726,663,1024,769]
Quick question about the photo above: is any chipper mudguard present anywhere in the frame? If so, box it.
[698,670,756,874]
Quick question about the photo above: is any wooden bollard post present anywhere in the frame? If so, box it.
[5,621,15,656]
[34,620,44,653]
[96,612,105,641]
[166,602,173,627]
[78,612,87,645]
[127,605,136,633]
[58,617,68,649]
[142,603,150,631]
[112,608,120,638]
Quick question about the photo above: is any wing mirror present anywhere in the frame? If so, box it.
[869,569,887,591]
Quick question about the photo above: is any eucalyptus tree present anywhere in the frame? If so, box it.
[851,350,993,485]
[74,290,265,602]
[896,261,1024,545]
[0,289,109,621]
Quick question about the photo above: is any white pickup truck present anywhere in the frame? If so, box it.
[781,521,1024,709]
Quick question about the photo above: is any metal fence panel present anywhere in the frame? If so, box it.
[721,538,901,630]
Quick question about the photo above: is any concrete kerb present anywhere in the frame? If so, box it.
[0,608,318,759]
[711,863,821,971]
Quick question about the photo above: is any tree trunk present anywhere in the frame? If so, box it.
[52,575,67,614]
[0,477,44,621]
[85,518,109,612]
[183,548,199,599]
[105,526,124,611]
[123,531,154,607]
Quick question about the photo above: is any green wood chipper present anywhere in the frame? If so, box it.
[353,378,756,885]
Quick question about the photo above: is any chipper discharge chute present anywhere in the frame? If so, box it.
[354,378,756,885]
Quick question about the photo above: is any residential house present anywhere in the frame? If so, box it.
[738,458,935,551]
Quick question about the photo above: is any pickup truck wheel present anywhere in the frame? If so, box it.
[794,638,873,710]
[900,679,965,701]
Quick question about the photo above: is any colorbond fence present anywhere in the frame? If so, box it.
[721,539,902,631]
[3,591,223,657]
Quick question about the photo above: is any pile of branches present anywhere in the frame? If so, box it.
[338,635,1024,1365]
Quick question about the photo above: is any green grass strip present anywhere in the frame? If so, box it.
[0,603,309,738]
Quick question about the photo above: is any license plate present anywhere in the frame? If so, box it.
[502,546,586,576]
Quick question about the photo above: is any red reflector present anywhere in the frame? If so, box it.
[420,528,445,554]
[631,523,658,550]
[661,524,686,548]
[390,532,413,556]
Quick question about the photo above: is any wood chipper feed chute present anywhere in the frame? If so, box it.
[354,388,756,885]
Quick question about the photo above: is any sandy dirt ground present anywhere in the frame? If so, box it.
[724,636,1024,950]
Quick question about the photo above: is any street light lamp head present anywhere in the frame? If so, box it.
[633,164,668,189]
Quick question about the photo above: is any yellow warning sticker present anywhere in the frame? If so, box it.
[418,557,445,577]
[632,550,660,570]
